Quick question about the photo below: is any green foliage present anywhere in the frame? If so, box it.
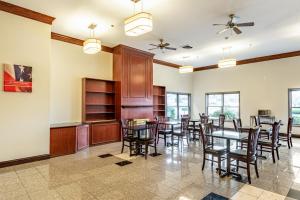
[211,110,237,120]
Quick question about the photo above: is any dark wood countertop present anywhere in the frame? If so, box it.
[50,122,88,129]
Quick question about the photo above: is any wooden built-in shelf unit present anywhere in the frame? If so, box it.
[82,78,118,122]
[82,78,121,145]
[153,85,166,117]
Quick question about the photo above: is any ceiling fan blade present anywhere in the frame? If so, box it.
[165,47,177,50]
[233,27,242,34]
[148,47,158,51]
[164,43,170,47]
[236,22,254,27]
[217,27,230,34]
[213,24,226,26]
[149,44,158,47]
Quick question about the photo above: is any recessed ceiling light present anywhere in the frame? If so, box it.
[182,45,193,49]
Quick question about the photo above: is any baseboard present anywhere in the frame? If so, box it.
[0,154,50,168]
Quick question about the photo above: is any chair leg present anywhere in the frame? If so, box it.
[290,137,293,147]
[202,153,206,170]
[247,163,251,184]
[154,141,157,155]
[276,147,280,160]
[272,149,276,163]
[121,140,124,153]
[164,134,167,146]
[254,160,259,178]
[287,139,291,149]
[227,157,231,176]
[129,142,132,156]
[145,144,148,160]
[236,160,239,172]
[218,155,221,175]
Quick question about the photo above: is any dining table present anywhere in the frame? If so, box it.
[125,124,150,156]
[159,120,181,146]
[205,130,248,177]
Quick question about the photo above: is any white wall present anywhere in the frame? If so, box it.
[50,40,113,124]
[153,63,193,94]
[0,12,51,162]
[192,56,300,132]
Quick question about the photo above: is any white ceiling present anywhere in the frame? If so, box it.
[5,0,300,67]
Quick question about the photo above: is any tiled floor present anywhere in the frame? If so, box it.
[1,139,300,200]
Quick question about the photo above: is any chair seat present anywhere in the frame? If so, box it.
[258,139,272,146]
[158,129,172,134]
[229,149,255,161]
[123,136,137,142]
[279,132,289,137]
[173,130,187,136]
[205,145,227,154]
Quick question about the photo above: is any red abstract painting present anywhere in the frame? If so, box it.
[3,64,32,93]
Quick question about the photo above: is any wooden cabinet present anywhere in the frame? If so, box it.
[113,45,154,119]
[153,85,166,117]
[50,123,89,157]
[90,121,120,145]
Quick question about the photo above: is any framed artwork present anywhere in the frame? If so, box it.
[3,64,32,92]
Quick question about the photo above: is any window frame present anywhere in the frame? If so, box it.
[288,88,300,126]
[205,91,240,121]
[167,92,191,120]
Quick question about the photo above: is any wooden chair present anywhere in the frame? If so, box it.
[227,127,261,184]
[212,114,225,131]
[136,121,159,159]
[199,123,227,175]
[279,117,293,149]
[233,118,242,133]
[120,119,137,156]
[157,117,172,146]
[251,115,270,139]
[258,121,281,163]
[199,113,209,124]
[172,117,190,147]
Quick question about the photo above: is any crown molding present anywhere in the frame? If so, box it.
[153,59,180,68]
[194,50,300,72]
[51,32,113,53]
[0,0,55,25]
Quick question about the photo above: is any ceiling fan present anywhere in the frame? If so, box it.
[148,39,177,51]
[213,14,254,35]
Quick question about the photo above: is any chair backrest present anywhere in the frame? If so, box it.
[200,114,209,124]
[233,118,242,132]
[246,127,261,158]
[181,114,190,119]
[120,119,134,138]
[250,116,259,126]
[219,114,225,128]
[199,123,208,150]
[287,117,293,135]
[181,117,190,132]
[157,116,170,130]
[146,121,159,139]
[271,121,281,145]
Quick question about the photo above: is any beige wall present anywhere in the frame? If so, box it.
[50,40,113,124]
[153,63,193,94]
[192,56,300,132]
[0,12,51,162]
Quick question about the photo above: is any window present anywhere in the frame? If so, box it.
[289,89,300,126]
[167,93,191,119]
[206,92,240,120]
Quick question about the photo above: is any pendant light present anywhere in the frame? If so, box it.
[83,24,101,54]
[124,0,153,36]
[179,66,194,73]
[218,47,236,68]
[179,56,194,73]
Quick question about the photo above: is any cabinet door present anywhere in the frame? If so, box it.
[50,127,76,156]
[122,49,153,106]
[76,125,89,151]
[90,123,120,145]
